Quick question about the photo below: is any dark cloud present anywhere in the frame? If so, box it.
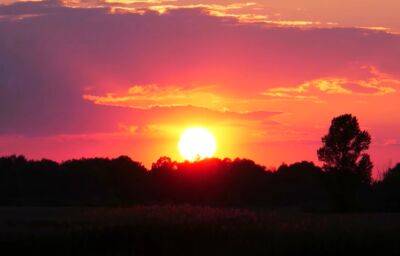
[0,0,107,15]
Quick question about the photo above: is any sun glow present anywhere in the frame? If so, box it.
[178,127,217,161]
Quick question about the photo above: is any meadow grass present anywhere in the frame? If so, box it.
[1,205,399,255]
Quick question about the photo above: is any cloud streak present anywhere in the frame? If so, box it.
[263,67,399,101]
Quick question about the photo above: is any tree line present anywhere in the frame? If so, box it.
[0,114,399,211]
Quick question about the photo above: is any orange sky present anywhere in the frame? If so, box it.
[0,0,399,176]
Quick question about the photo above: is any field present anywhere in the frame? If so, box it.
[1,205,400,255]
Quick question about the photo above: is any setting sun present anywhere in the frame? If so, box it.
[178,127,217,161]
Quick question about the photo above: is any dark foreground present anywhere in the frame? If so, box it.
[1,205,400,255]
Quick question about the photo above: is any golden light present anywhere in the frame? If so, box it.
[178,127,217,161]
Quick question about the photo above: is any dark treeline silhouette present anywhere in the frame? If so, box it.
[0,114,398,211]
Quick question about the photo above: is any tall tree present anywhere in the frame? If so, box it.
[318,114,373,185]
[318,114,373,210]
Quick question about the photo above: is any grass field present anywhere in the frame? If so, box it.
[1,205,400,255]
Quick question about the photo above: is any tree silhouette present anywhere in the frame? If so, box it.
[151,156,177,174]
[317,114,373,210]
[318,114,373,184]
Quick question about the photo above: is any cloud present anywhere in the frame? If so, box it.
[104,0,174,4]
[143,2,258,14]
[0,0,107,16]
[263,67,399,101]
[0,0,379,30]
[383,139,400,146]
[4,0,400,33]
[83,84,282,116]
[82,83,282,129]
[83,84,227,110]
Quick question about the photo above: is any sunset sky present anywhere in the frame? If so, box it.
[0,0,399,175]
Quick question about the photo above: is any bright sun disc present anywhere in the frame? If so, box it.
[178,127,216,161]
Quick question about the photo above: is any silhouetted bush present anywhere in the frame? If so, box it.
[375,164,400,210]
[273,161,328,209]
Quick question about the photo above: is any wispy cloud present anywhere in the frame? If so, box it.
[83,84,229,110]
[4,0,400,32]
[263,67,398,101]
